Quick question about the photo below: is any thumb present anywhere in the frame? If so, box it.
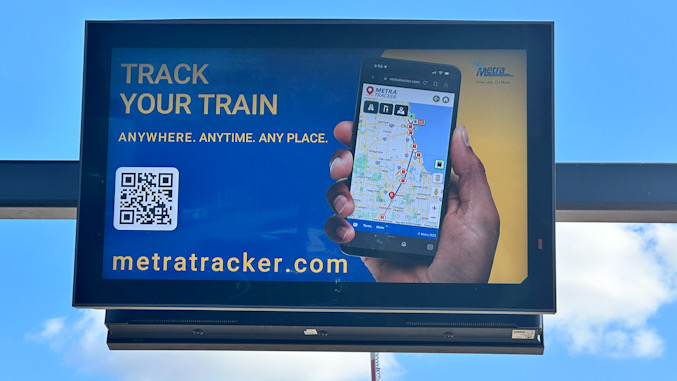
[449,125,495,209]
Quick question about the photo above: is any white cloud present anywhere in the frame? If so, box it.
[26,316,66,350]
[32,309,399,381]
[40,317,66,339]
[648,224,677,275]
[547,223,677,358]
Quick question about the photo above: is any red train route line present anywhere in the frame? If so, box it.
[379,133,418,219]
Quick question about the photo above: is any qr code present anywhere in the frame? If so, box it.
[113,167,179,231]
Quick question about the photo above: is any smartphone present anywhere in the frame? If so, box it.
[340,57,461,263]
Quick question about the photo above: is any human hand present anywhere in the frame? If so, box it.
[324,121,499,283]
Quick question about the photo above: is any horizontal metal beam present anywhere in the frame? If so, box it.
[2,161,677,222]
[555,163,677,222]
[0,161,79,219]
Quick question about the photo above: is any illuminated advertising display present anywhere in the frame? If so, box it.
[74,20,555,313]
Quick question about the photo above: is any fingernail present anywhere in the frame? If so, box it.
[333,195,348,215]
[330,156,342,172]
[460,125,470,147]
[336,226,349,240]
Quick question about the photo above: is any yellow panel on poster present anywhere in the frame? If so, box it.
[383,50,528,283]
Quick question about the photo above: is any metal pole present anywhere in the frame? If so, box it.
[371,352,381,381]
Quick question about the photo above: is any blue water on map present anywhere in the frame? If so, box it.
[408,102,454,174]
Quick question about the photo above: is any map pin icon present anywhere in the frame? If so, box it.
[388,191,395,199]
[366,86,374,95]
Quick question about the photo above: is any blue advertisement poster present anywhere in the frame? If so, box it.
[101,46,532,287]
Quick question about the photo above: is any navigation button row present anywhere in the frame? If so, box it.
[363,101,408,117]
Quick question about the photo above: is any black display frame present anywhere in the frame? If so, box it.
[74,20,555,314]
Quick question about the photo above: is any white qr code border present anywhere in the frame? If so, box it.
[113,167,179,231]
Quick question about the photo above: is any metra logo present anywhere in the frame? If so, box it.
[374,87,397,95]
[474,62,513,77]
[368,86,398,99]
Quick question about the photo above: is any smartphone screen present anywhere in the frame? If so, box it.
[341,58,461,262]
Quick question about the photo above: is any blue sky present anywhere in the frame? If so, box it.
[2,1,677,380]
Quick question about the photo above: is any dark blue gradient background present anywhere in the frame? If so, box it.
[103,48,382,281]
